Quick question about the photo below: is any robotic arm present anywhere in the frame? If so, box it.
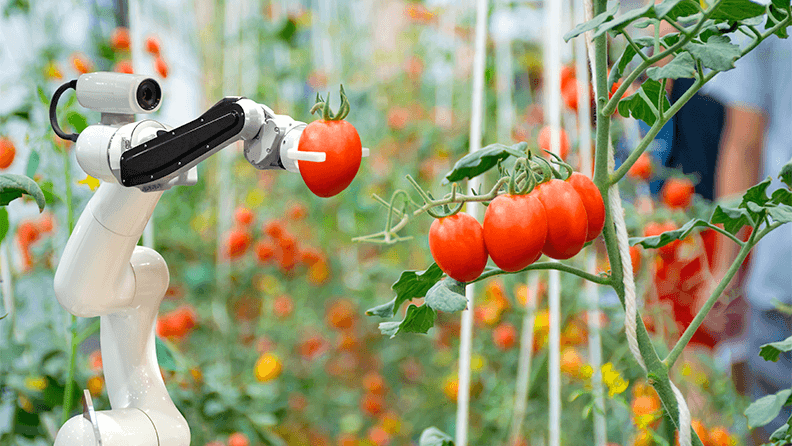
[49,72,355,445]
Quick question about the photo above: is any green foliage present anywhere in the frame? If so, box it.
[745,389,792,428]
[629,218,713,248]
[366,263,444,318]
[425,278,467,313]
[760,336,792,362]
[419,427,455,446]
[617,79,671,126]
[442,142,527,184]
[646,52,697,80]
[378,304,437,338]
[685,35,741,72]
[0,173,45,211]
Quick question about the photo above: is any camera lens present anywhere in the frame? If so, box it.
[136,79,162,111]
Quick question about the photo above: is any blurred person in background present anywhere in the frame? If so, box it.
[705,32,792,443]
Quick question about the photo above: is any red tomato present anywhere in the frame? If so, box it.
[228,432,249,446]
[661,177,695,209]
[263,219,286,239]
[234,206,254,226]
[154,57,168,78]
[113,60,133,74]
[561,79,579,112]
[535,179,588,259]
[298,119,362,197]
[254,241,275,263]
[110,27,130,51]
[630,245,642,273]
[428,212,488,282]
[560,65,576,91]
[566,172,605,242]
[628,153,653,181]
[145,35,161,55]
[483,193,547,271]
[225,230,251,259]
[538,126,570,160]
[0,138,16,169]
[492,322,518,350]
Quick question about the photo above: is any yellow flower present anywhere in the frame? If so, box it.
[470,354,486,372]
[681,361,693,377]
[254,353,283,382]
[77,175,100,191]
[24,376,47,391]
[87,375,104,396]
[245,189,266,208]
[601,363,628,397]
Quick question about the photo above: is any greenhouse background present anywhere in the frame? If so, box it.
[0,0,780,445]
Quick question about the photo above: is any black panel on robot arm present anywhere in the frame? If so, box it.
[119,97,246,187]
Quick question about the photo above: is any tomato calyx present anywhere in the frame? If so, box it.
[542,149,575,180]
[309,84,351,121]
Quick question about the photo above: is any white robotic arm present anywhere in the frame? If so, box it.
[49,72,332,445]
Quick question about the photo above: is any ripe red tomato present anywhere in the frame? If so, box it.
[628,153,653,181]
[113,60,133,74]
[428,212,488,282]
[254,241,275,263]
[0,138,15,169]
[225,230,251,259]
[145,35,161,55]
[492,322,518,350]
[234,206,254,226]
[561,79,579,112]
[110,27,130,51]
[263,219,286,239]
[661,177,695,209]
[566,172,605,242]
[154,56,168,78]
[298,119,362,197]
[228,432,249,446]
[560,65,576,91]
[538,126,570,160]
[535,179,588,259]
[483,193,547,271]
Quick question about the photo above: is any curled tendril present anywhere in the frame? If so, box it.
[530,155,558,183]
[309,85,351,121]
[543,150,574,180]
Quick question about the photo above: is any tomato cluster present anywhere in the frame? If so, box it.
[428,171,605,282]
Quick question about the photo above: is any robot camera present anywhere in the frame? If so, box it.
[76,72,162,114]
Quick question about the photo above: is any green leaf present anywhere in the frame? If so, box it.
[771,188,792,206]
[617,79,671,126]
[655,0,684,18]
[378,304,437,338]
[770,423,790,441]
[629,218,712,248]
[66,111,88,133]
[442,142,526,184]
[419,427,455,446]
[742,178,772,208]
[709,0,766,21]
[661,0,700,20]
[38,181,61,205]
[760,336,792,362]
[366,264,444,318]
[711,205,751,235]
[425,278,467,313]
[564,1,620,41]
[779,156,792,189]
[767,5,790,39]
[685,35,741,72]
[0,174,45,211]
[768,204,792,224]
[745,389,792,428]
[0,208,8,245]
[593,3,655,38]
[156,336,179,372]
[25,151,39,179]
[646,52,697,80]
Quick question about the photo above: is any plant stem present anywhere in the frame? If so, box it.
[664,222,777,367]
[60,149,78,425]
[473,261,611,285]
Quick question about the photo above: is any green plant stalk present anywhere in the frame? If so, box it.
[591,0,702,443]
[473,262,611,285]
[664,222,778,367]
[61,149,78,425]
[610,13,792,185]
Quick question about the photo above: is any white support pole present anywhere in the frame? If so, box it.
[543,0,563,442]
[1,242,16,341]
[493,0,515,142]
[509,274,540,446]
[456,0,488,445]
[573,0,606,443]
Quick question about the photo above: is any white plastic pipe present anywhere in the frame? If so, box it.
[456,0,488,445]
[543,0,563,442]
[493,0,515,142]
[509,274,539,445]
